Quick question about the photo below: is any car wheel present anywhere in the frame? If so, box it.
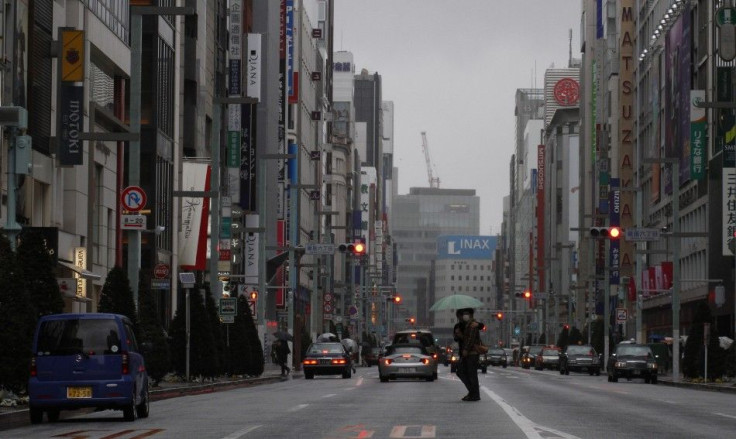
[644,376,651,384]
[29,407,43,424]
[123,388,137,422]
[305,371,314,379]
[433,372,438,380]
[595,369,601,376]
[342,368,352,379]
[47,409,60,423]
[380,375,389,383]
[651,375,658,384]
[611,375,619,383]
[136,381,150,418]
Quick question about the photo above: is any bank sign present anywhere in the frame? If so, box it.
[437,235,497,260]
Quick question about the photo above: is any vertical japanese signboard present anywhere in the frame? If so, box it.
[536,144,545,294]
[58,29,85,166]
[724,168,736,255]
[690,90,706,180]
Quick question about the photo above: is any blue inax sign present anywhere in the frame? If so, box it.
[437,235,497,260]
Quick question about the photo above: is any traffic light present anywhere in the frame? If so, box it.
[338,241,367,255]
[496,312,504,321]
[249,290,258,301]
[406,317,416,325]
[523,290,532,300]
[563,324,570,330]
[589,226,621,239]
[392,296,402,304]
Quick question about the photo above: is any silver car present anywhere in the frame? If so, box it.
[378,344,437,382]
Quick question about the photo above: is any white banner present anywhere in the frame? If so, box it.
[245,214,259,285]
[246,33,261,101]
[179,162,210,268]
[724,167,736,255]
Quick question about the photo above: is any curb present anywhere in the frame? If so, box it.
[0,373,296,432]
[659,379,736,394]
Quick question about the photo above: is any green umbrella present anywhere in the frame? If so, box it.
[429,294,484,312]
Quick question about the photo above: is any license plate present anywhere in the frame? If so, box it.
[67,387,92,399]
[632,370,641,375]
[401,367,416,373]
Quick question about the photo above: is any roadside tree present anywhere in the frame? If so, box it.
[16,229,63,317]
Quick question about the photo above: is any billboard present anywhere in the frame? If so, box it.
[437,235,497,260]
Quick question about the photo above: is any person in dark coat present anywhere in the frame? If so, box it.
[460,308,481,401]
[453,309,471,393]
[275,339,291,376]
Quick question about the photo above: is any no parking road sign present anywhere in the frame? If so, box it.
[121,186,147,212]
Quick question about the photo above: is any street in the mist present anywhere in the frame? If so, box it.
[4,366,736,439]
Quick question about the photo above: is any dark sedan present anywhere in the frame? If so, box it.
[607,343,658,384]
[303,342,352,379]
[363,347,383,366]
[559,344,601,375]
[486,348,508,368]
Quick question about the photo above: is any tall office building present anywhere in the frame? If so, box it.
[391,188,480,328]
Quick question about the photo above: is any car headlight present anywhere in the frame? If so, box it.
[648,362,658,369]
[615,361,627,368]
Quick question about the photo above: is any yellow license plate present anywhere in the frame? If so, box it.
[67,387,92,399]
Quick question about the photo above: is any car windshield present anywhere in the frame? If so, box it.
[566,345,595,355]
[528,346,544,355]
[394,332,433,347]
[308,344,345,354]
[36,318,121,356]
[542,348,559,355]
[616,346,652,357]
[387,346,424,355]
[489,349,505,355]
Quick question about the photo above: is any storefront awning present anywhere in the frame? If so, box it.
[58,261,102,281]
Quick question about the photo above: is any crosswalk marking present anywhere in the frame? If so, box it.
[218,426,262,439]
[388,425,436,438]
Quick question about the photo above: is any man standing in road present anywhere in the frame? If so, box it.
[460,308,481,401]
[453,309,470,394]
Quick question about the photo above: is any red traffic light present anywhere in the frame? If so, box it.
[609,227,621,239]
[496,312,504,320]
[392,296,401,304]
[523,290,531,299]
[250,291,258,300]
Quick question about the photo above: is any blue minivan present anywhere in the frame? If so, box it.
[28,313,150,423]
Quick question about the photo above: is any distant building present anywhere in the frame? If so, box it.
[433,235,498,341]
[391,188,479,328]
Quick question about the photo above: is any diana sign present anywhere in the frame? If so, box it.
[437,235,498,260]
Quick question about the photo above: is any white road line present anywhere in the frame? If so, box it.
[715,412,736,420]
[482,386,582,439]
[288,403,309,412]
[219,425,262,439]
[322,393,337,398]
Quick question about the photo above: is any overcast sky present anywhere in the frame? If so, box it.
[333,0,581,234]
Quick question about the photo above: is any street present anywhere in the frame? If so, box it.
[3,365,736,439]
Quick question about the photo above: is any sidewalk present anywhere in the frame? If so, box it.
[0,362,301,431]
[657,372,736,394]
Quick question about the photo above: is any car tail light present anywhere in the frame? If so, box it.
[332,359,346,365]
[121,351,130,375]
[30,357,37,377]
[303,359,318,365]
[421,358,430,365]
[384,359,393,365]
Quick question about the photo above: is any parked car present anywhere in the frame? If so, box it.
[478,352,489,374]
[28,313,150,424]
[521,345,544,369]
[559,344,601,375]
[535,346,562,370]
[379,344,437,382]
[607,343,658,384]
[486,348,508,368]
[303,342,353,379]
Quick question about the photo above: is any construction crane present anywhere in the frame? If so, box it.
[420,131,440,188]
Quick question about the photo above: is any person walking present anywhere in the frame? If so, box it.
[275,339,291,376]
[453,309,471,396]
[460,308,481,401]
